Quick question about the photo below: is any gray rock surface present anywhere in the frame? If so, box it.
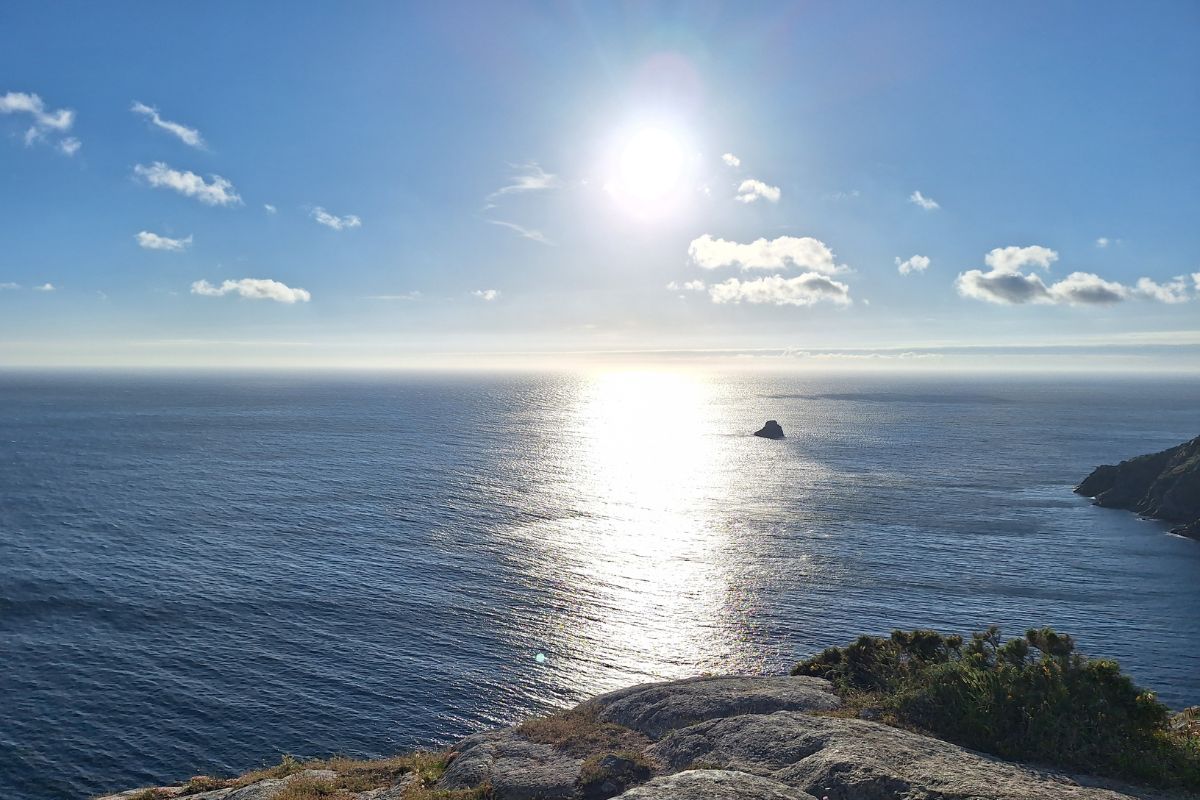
[584,675,840,740]
[440,728,584,800]
[649,711,1153,800]
[618,769,816,799]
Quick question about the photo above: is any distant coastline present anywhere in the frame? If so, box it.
[1076,436,1200,539]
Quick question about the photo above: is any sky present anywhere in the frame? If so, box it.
[1,1,1198,370]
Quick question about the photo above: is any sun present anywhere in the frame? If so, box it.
[619,128,685,201]
[605,125,693,219]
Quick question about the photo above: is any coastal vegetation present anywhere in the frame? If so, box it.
[792,627,1200,790]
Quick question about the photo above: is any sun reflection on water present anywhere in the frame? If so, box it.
[513,370,746,697]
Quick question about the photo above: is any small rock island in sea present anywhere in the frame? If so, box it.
[1075,435,1200,539]
[754,420,785,439]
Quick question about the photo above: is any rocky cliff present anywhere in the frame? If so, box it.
[1075,435,1200,538]
[99,675,1185,800]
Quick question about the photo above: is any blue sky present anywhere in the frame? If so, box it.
[1,1,1198,369]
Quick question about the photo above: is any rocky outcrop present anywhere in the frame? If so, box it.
[101,676,1183,800]
[754,420,785,439]
[1076,435,1200,538]
[436,676,1171,800]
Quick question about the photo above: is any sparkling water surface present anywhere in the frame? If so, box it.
[1,370,1198,799]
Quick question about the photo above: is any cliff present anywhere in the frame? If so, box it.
[1075,435,1200,538]
[98,675,1187,800]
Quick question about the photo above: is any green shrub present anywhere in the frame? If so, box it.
[794,627,1200,790]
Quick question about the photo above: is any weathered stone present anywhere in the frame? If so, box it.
[649,710,1156,800]
[617,769,816,799]
[439,729,583,800]
[583,675,839,740]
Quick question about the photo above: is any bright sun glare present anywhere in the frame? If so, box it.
[619,128,685,201]
[607,125,691,219]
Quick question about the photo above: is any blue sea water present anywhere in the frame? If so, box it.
[1,370,1198,800]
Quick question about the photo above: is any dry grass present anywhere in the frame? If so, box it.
[516,708,649,758]
[160,750,489,799]
[127,790,174,800]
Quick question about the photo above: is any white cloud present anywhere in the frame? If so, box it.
[488,162,560,201]
[1134,276,1191,304]
[955,269,1052,304]
[735,178,781,204]
[0,282,19,290]
[909,190,940,211]
[134,162,242,206]
[136,231,192,251]
[956,245,1191,306]
[721,153,741,167]
[1095,237,1110,248]
[1047,272,1130,305]
[708,273,851,307]
[191,278,310,303]
[896,255,931,275]
[984,245,1059,273]
[130,101,205,149]
[688,234,847,275]
[1,91,76,150]
[488,219,553,245]
[311,207,362,230]
[1194,273,1200,293]
[472,289,500,301]
[34,282,55,291]
[264,204,277,214]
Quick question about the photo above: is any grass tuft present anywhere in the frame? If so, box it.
[516,708,649,758]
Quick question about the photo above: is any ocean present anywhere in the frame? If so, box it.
[1,370,1198,800]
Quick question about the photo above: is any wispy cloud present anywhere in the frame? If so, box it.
[130,101,205,149]
[708,274,852,307]
[34,282,55,291]
[487,162,560,202]
[264,204,277,214]
[895,255,931,275]
[721,153,741,167]
[735,178,781,204]
[134,162,242,206]
[688,234,847,275]
[1,91,77,151]
[0,282,19,290]
[191,278,311,303]
[1095,237,1110,248]
[488,219,553,245]
[666,280,706,292]
[472,289,501,301]
[909,190,940,211]
[368,291,422,301]
[136,231,192,251]
[311,207,362,230]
